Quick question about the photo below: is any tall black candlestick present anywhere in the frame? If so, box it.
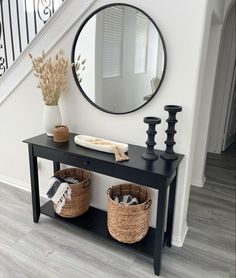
[161,105,182,160]
[141,117,161,161]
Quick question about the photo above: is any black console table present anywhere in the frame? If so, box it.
[24,133,183,276]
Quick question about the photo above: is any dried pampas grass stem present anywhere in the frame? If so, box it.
[29,50,69,105]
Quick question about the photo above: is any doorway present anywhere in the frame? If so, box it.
[207,3,236,154]
[222,61,236,151]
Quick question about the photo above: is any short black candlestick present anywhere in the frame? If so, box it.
[161,105,182,160]
[141,117,161,161]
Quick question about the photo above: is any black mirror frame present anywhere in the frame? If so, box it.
[71,3,167,115]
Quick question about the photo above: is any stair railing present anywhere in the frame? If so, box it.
[0,0,65,77]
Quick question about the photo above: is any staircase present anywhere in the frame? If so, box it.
[0,0,65,77]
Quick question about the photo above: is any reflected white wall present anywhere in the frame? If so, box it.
[101,7,161,112]
[74,15,96,102]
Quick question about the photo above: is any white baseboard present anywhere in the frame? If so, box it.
[0,174,47,198]
[191,176,206,187]
[172,222,188,247]
[0,174,30,192]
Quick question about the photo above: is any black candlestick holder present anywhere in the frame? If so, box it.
[141,116,161,161]
[161,105,182,160]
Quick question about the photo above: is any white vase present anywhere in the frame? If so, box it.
[43,105,62,136]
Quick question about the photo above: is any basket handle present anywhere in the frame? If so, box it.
[107,188,111,195]
[82,179,90,189]
[144,199,152,210]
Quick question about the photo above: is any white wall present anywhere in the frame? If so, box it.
[0,0,224,247]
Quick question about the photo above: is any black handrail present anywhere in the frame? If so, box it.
[0,0,65,77]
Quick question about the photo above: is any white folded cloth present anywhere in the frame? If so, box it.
[114,194,139,206]
[47,176,72,213]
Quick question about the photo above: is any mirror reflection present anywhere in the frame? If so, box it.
[72,4,166,114]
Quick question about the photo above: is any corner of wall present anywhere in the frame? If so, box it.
[172,222,188,247]
[191,176,206,187]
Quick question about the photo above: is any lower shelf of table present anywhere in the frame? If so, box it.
[40,201,157,258]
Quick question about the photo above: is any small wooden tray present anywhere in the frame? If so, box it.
[74,135,128,154]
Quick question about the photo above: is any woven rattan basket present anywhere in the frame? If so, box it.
[53,168,90,218]
[107,183,152,244]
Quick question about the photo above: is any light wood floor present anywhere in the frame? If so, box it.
[0,145,235,278]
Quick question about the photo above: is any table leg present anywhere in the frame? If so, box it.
[28,144,40,223]
[166,174,177,247]
[154,186,167,276]
[53,162,60,173]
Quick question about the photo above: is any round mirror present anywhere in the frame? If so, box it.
[72,4,166,114]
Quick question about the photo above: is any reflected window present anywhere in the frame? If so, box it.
[102,6,124,78]
[134,11,149,73]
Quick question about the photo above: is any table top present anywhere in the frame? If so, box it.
[24,133,184,179]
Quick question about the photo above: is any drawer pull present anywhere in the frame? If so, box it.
[84,161,90,166]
